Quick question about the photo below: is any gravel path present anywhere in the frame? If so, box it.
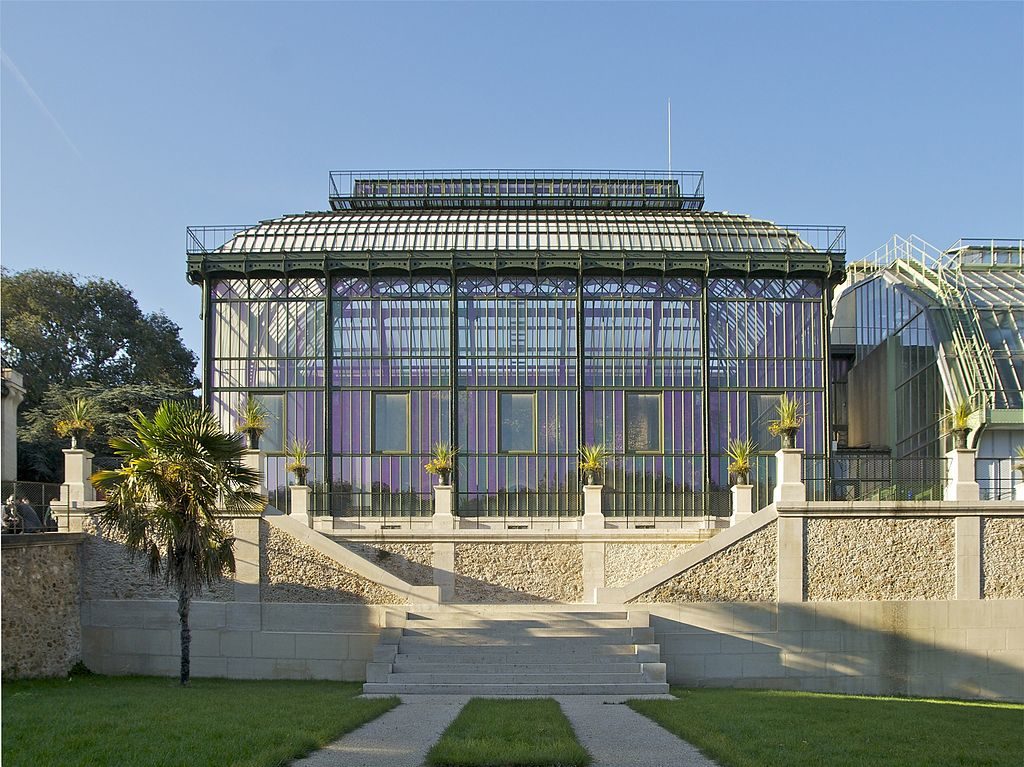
[557,696,720,767]
[290,695,469,767]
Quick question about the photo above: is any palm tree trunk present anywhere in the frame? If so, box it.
[177,584,192,686]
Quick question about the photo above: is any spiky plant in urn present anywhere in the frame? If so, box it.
[54,397,96,449]
[286,439,309,486]
[237,396,269,450]
[425,442,457,486]
[725,438,757,486]
[942,398,975,450]
[579,444,608,486]
[768,394,803,449]
[1013,445,1024,479]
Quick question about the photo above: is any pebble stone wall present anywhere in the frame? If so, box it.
[81,518,233,602]
[804,517,955,601]
[604,543,699,588]
[982,517,1024,599]
[261,522,405,604]
[454,543,583,603]
[2,536,82,678]
[630,523,778,603]
[340,542,434,586]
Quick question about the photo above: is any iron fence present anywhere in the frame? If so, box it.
[805,454,947,502]
[602,489,731,529]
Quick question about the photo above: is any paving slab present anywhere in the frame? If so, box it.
[557,696,720,767]
[291,695,469,767]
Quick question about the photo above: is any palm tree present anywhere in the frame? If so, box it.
[92,402,264,686]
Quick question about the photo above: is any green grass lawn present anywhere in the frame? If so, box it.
[426,698,591,767]
[1,675,397,767]
[629,688,1023,767]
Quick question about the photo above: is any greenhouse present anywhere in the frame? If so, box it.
[187,170,846,523]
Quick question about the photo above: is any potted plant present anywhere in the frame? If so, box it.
[424,442,457,485]
[237,396,269,450]
[286,439,309,486]
[579,443,608,486]
[725,438,757,486]
[942,398,974,450]
[54,397,96,449]
[1013,445,1024,479]
[768,394,803,449]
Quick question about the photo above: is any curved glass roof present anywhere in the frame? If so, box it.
[196,211,840,256]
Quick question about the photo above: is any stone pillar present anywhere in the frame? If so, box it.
[731,484,754,526]
[289,484,312,528]
[241,449,266,497]
[1016,482,1024,501]
[773,448,806,505]
[581,485,605,530]
[58,449,95,508]
[232,516,261,602]
[1,369,26,482]
[777,516,805,602]
[944,449,980,501]
[582,542,606,603]
[432,484,455,530]
[954,516,981,600]
[433,542,455,602]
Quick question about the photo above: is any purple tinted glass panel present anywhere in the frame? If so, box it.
[332,389,449,455]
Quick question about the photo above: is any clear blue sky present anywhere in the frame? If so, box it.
[3,1,1022,363]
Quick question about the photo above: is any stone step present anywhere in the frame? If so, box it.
[401,627,651,640]
[384,671,652,684]
[391,660,643,674]
[390,642,648,657]
[362,682,671,695]
[397,633,651,648]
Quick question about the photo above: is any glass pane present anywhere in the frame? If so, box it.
[500,393,536,452]
[254,393,285,453]
[626,393,662,452]
[374,393,409,452]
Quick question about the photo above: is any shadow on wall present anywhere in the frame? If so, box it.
[650,600,1022,702]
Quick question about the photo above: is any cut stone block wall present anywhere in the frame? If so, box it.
[82,600,380,681]
[2,535,82,678]
[630,523,777,603]
[454,543,583,603]
[339,542,434,586]
[648,600,1023,702]
[804,518,955,601]
[261,522,405,604]
[82,518,234,602]
[982,517,1024,599]
[604,543,698,588]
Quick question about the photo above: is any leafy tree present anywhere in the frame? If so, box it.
[0,268,197,410]
[92,402,263,686]
[19,383,198,482]
[1,268,198,481]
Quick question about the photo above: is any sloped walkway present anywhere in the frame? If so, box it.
[292,694,718,767]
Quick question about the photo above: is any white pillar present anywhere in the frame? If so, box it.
[289,484,312,528]
[731,484,754,526]
[1016,482,1024,501]
[58,449,95,507]
[1,369,26,482]
[241,449,266,499]
[582,485,604,530]
[944,449,980,502]
[773,448,805,505]
[432,484,455,530]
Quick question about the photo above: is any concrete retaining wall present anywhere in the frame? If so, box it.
[647,600,1023,702]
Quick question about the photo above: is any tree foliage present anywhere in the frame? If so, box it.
[0,268,198,410]
[92,402,263,685]
[1,268,199,481]
[19,383,198,482]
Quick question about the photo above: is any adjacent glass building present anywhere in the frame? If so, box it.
[831,236,1024,498]
[187,171,846,521]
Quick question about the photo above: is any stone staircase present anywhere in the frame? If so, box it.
[363,607,669,695]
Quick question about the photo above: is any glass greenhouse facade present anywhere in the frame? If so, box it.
[188,171,846,521]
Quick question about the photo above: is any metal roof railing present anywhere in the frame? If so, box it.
[328,169,706,211]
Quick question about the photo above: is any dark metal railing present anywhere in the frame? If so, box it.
[456,490,581,529]
[329,169,705,211]
[603,489,731,528]
[804,454,947,502]
[186,225,252,254]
